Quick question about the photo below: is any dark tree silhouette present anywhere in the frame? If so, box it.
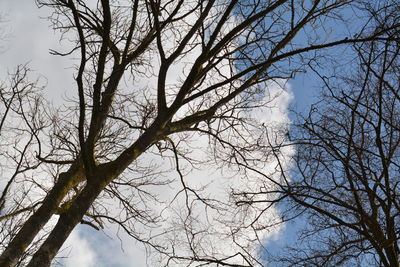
[0,0,397,266]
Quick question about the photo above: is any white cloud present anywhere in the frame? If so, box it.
[62,230,96,267]
[0,0,74,102]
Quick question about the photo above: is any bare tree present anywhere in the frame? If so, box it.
[0,65,47,265]
[237,3,400,265]
[0,0,397,266]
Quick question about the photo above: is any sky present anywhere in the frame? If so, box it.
[0,1,75,101]
[0,1,317,266]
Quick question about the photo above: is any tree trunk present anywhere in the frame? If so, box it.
[384,245,399,267]
[1,118,164,266]
[26,180,105,267]
[0,165,84,267]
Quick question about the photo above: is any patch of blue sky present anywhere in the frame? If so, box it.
[236,1,377,265]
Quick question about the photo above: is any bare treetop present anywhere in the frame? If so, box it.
[0,0,398,266]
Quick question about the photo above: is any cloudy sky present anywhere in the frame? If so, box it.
[0,1,312,266]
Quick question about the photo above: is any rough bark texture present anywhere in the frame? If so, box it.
[0,165,84,267]
[27,180,105,267]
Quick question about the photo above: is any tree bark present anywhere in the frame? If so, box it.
[26,180,105,267]
[0,165,84,267]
